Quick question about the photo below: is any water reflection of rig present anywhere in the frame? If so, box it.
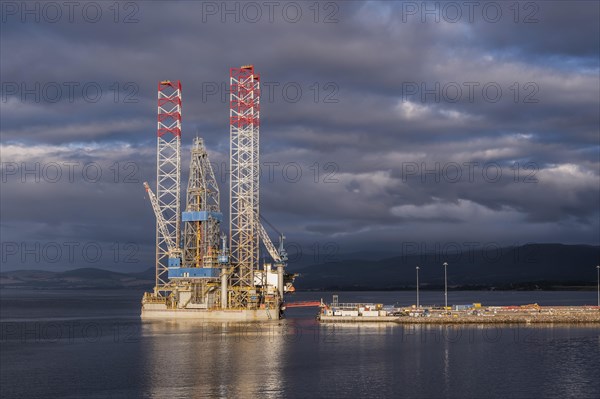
[141,66,296,321]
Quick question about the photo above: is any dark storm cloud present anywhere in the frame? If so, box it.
[1,1,599,271]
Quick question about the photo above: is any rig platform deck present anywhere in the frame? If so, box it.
[141,305,279,321]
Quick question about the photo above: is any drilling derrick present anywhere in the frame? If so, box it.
[229,65,261,308]
[182,137,221,269]
[155,80,182,296]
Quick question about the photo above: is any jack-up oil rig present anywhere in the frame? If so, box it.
[141,66,295,320]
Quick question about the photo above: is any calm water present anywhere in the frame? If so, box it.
[1,289,599,398]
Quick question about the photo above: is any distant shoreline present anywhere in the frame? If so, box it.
[1,285,596,292]
[297,284,598,292]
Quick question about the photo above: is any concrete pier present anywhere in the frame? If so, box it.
[318,306,600,324]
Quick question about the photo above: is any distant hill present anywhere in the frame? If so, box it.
[1,244,598,290]
[287,249,401,269]
[291,244,600,290]
[0,267,154,289]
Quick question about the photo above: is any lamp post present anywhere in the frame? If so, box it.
[597,265,599,307]
[443,262,448,312]
[416,266,420,308]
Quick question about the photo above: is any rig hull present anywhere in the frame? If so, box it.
[141,304,280,321]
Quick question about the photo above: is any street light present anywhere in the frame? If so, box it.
[597,265,599,307]
[443,262,448,312]
[416,266,420,308]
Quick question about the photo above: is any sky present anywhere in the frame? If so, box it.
[1,1,599,272]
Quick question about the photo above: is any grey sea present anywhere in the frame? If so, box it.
[1,289,599,398]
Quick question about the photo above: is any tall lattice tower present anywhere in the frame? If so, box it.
[229,65,260,307]
[155,80,182,295]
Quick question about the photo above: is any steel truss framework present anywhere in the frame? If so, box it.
[229,66,260,307]
[155,81,182,295]
[183,137,221,269]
